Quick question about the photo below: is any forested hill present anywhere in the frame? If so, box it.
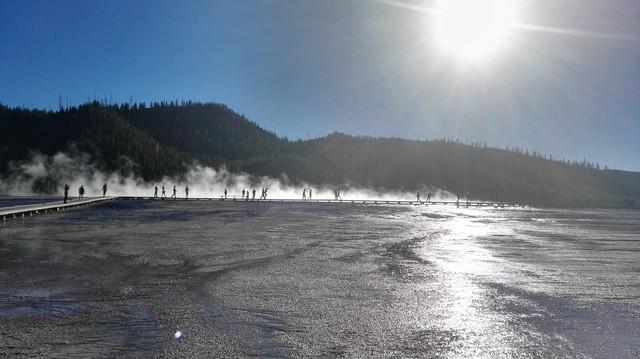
[0,101,638,208]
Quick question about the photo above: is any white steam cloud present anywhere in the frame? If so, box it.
[0,152,456,201]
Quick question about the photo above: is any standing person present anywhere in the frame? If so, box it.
[162,186,166,198]
[154,186,158,198]
[102,183,107,197]
[416,192,421,203]
[64,184,69,204]
[309,189,312,200]
[242,189,246,199]
[427,192,432,203]
[79,185,85,199]
[302,188,307,200]
[224,188,228,199]
[171,185,177,199]
[185,186,189,199]
[337,189,342,200]
[252,188,256,200]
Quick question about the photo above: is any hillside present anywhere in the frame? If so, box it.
[0,102,638,208]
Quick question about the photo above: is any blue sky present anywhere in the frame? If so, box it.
[1,0,639,170]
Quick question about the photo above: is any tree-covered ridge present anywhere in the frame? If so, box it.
[0,102,638,208]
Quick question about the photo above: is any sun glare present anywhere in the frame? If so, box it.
[434,0,517,61]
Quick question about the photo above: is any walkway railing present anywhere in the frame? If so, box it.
[118,196,526,208]
[1,196,527,222]
[0,197,115,221]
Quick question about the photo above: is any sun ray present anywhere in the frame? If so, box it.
[365,0,639,44]
[368,0,438,14]
[513,22,639,42]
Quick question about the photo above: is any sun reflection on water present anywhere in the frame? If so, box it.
[411,206,519,357]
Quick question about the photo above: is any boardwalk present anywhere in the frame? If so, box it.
[0,196,527,222]
[0,197,115,221]
[118,196,526,208]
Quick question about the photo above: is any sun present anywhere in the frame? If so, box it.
[434,0,517,61]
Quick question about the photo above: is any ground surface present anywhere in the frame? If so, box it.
[0,200,638,358]
[0,196,63,208]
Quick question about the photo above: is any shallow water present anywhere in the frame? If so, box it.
[0,201,638,357]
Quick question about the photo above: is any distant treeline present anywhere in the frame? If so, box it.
[1,101,638,208]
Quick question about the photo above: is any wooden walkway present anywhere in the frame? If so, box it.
[0,197,115,221]
[0,196,526,222]
[118,196,526,208]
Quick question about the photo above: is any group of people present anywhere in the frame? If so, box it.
[153,185,189,199]
[222,187,269,201]
[60,184,456,205]
[62,183,109,203]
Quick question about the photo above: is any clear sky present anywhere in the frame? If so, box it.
[1,0,639,170]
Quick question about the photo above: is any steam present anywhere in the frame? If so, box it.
[0,152,456,201]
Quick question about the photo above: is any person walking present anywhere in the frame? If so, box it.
[302,188,307,200]
[416,192,421,203]
[309,189,312,200]
[252,188,256,200]
[78,185,85,199]
[242,189,246,198]
[154,186,158,198]
[64,184,69,204]
[171,185,177,199]
[161,186,166,199]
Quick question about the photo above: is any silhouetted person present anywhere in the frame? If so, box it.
[260,188,265,200]
[252,188,256,200]
[427,192,432,203]
[264,187,269,199]
[416,192,421,202]
[224,188,228,199]
[242,189,246,198]
[309,189,312,200]
[64,184,69,204]
[302,188,307,200]
[171,185,177,199]
[102,183,107,197]
[185,186,189,199]
[337,189,342,200]
[154,186,158,198]
[162,186,166,198]
[246,192,249,201]
[79,185,85,199]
